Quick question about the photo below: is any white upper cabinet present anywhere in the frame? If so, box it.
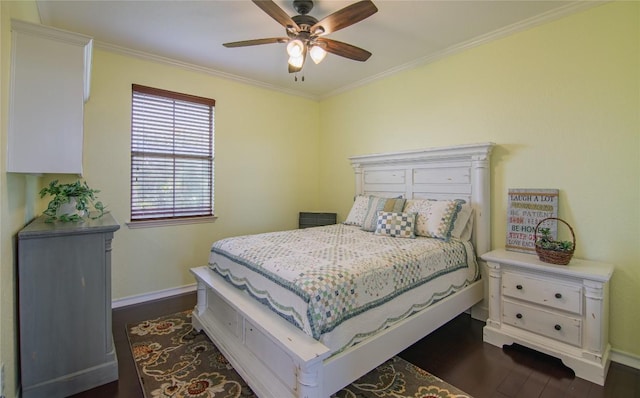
[7,20,92,174]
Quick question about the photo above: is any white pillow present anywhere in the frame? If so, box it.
[458,214,474,241]
[403,199,465,241]
[451,204,473,240]
[343,195,371,227]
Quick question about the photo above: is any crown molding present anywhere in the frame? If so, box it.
[320,1,607,100]
[94,41,320,101]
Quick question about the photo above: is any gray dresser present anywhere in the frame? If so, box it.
[18,213,120,397]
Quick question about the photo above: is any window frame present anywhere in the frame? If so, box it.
[128,84,216,228]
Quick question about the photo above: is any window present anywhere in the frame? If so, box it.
[130,84,215,223]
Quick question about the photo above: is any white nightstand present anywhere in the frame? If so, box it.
[481,249,613,385]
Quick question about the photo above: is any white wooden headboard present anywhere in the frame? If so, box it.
[349,142,495,256]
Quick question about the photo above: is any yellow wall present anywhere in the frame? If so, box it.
[319,1,639,357]
[1,1,48,396]
[1,1,638,397]
[83,50,321,299]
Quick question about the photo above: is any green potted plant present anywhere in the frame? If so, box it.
[534,217,575,265]
[537,228,574,251]
[39,179,105,222]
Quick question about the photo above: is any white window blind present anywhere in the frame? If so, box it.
[131,84,215,221]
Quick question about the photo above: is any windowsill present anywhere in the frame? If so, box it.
[126,215,218,229]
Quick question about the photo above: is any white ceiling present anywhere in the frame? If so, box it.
[36,0,598,100]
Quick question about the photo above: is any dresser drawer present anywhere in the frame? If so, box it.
[502,299,582,346]
[502,272,582,314]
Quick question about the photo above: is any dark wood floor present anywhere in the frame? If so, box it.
[71,292,639,398]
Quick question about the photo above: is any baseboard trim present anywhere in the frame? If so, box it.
[112,283,197,309]
[470,301,488,322]
[611,349,640,371]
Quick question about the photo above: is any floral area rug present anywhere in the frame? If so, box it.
[127,310,472,398]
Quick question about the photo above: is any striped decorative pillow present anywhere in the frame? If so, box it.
[361,196,406,232]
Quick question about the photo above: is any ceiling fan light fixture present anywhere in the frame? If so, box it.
[309,45,327,64]
[286,39,305,57]
[288,54,304,68]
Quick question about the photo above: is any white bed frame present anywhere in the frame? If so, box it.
[191,142,495,398]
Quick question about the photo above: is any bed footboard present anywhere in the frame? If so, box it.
[191,266,331,398]
[191,265,483,398]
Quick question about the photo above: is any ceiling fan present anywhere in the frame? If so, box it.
[223,0,378,74]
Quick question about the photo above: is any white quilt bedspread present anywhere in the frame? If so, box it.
[209,224,478,346]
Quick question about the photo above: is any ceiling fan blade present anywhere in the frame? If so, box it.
[252,0,299,30]
[316,38,371,62]
[311,0,378,36]
[223,37,288,48]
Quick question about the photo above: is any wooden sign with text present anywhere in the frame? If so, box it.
[506,189,559,253]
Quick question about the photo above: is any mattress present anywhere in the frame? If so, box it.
[209,224,479,353]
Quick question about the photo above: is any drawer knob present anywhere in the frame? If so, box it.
[555,293,562,299]
[516,313,523,319]
[516,284,523,290]
[554,324,562,331]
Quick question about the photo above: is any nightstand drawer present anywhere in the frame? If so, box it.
[502,299,582,346]
[502,272,582,314]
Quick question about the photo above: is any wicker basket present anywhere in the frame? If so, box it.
[534,217,575,265]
